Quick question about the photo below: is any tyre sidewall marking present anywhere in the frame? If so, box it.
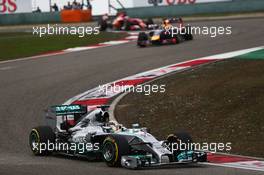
[104,137,119,164]
[31,129,40,153]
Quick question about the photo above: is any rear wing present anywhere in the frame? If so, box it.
[46,104,88,132]
[51,104,87,116]
[169,18,183,23]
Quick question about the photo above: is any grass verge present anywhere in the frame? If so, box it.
[115,57,264,157]
[0,32,127,61]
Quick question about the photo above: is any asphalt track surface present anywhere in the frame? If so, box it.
[0,18,264,175]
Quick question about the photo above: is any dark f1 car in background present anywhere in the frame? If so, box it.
[98,12,157,31]
[137,18,193,47]
[29,104,207,169]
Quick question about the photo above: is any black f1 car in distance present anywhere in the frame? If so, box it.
[137,18,193,47]
[29,104,207,169]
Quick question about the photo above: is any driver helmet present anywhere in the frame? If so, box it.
[95,111,110,123]
[164,19,170,26]
[162,19,172,29]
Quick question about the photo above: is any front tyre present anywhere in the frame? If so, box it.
[165,131,193,161]
[137,32,149,47]
[29,126,55,156]
[102,135,130,167]
[175,131,193,144]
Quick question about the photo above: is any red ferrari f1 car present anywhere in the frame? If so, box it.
[98,12,157,31]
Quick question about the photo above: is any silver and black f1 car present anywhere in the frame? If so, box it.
[137,18,193,47]
[29,104,206,169]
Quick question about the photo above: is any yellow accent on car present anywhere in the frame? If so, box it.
[32,129,40,142]
[114,141,119,163]
[151,35,160,41]
[105,137,119,165]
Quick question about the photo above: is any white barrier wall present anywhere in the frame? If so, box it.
[0,0,32,14]
[91,0,232,15]
[132,0,231,7]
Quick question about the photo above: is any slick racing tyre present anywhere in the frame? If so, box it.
[29,126,55,156]
[137,32,148,47]
[102,135,130,167]
[98,20,108,31]
[165,131,193,161]
[124,20,132,31]
[173,34,183,44]
[182,26,193,40]
[145,18,155,29]
[145,18,154,25]
[184,33,193,41]
[175,131,193,144]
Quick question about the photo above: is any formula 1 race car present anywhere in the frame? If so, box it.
[137,18,193,47]
[98,12,157,31]
[29,104,207,169]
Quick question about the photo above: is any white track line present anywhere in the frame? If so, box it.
[201,162,264,172]
[199,46,264,60]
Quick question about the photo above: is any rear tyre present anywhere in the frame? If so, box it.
[145,18,154,25]
[173,34,183,44]
[145,18,154,29]
[124,21,131,31]
[137,32,148,47]
[98,20,108,31]
[184,33,193,41]
[183,26,193,40]
[102,135,130,167]
[29,126,55,156]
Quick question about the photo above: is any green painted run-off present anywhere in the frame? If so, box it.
[235,49,264,60]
